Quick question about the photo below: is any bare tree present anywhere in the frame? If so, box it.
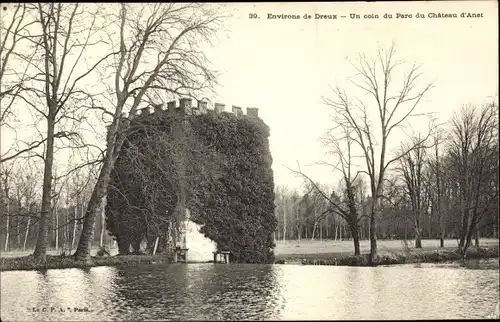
[398,134,430,248]
[64,166,97,252]
[1,165,14,251]
[0,159,43,252]
[11,4,114,261]
[274,185,307,242]
[322,43,434,262]
[294,182,329,241]
[0,4,32,253]
[321,124,365,253]
[290,161,363,255]
[12,160,41,251]
[274,185,289,242]
[74,3,222,261]
[0,4,42,164]
[447,103,498,255]
[289,96,369,255]
[427,128,447,247]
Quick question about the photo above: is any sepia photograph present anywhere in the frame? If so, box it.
[0,1,498,321]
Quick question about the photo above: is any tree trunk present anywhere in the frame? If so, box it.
[368,219,371,241]
[33,115,56,261]
[415,229,422,248]
[457,194,469,253]
[428,212,432,239]
[100,201,105,248]
[64,209,68,248]
[326,216,329,239]
[74,106,134,261]
[283,205,286,242]
[439,204,445,247]
[435,136,444,248]
[71,206,77,249]
[320,220,323,241]
[153,236,159,255]
[463,223,474,256]
[55,206,59,251]
[415,213,422,248]
[351,222,360,256]
[23,216,31,251]
[4,200,9,252]
[369,207,378,264]
[80,203,85,242]
[459,210,475,255]
[74,158,114,261]
[16,216,20,249]
[474,224,480,247]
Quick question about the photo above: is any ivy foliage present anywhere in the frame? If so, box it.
[106,109,276,263]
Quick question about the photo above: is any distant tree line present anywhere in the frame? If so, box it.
[0,162,111,253]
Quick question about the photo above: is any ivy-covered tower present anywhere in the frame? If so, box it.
[105,99,277,263]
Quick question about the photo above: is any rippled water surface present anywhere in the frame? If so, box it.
[2,260,499,321]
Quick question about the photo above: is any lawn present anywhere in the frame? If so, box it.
[273,238,499,262]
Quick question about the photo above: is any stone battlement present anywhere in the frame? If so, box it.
[134,98,259,118]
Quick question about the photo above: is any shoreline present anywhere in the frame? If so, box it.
[0,246,498,272]
[0,254,174,272]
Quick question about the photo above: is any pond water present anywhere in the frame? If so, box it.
[1,260,499,321]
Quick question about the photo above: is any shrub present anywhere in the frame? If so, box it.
[337,255,369,266]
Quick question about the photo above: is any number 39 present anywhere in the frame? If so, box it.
[249,13,258,19]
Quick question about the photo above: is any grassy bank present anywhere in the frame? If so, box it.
[0,254,174,272]
[274,245,499,266]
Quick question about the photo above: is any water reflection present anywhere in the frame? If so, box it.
[108,264,282,320]
[1,261,499,321]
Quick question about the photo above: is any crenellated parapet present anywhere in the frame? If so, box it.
[134,98,259,119]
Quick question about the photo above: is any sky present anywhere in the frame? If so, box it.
[1,1,498,191]
[205,1,498,190]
